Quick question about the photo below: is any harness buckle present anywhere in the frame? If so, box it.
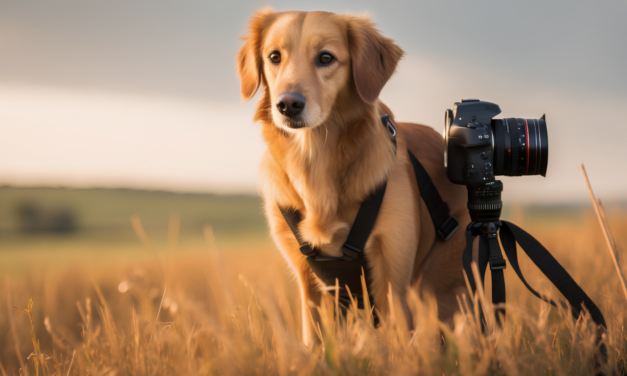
[381,114,396,141]
[490,258,507,270]
[437,215,459,241]
[299,245,317,257]
[341,243,362,260]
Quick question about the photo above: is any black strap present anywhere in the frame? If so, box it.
[485,234,506,323]
[463,222,506,326]
[279,207,317,257]
[407,149,459,240]
[279,181,388,262]
[500,221,607,328]
[279,185,384,309]
[463,220,607,361]
[342,182,388,259]
[461,229,477,292]
[498,223,559,308]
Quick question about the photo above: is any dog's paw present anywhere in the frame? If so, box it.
[299,217,349,248]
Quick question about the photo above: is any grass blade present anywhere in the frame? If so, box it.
[581,163,627,302]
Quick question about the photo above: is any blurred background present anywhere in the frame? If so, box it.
[1,0,626,268]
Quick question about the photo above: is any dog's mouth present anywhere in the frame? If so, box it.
[284,119,307,129]
[271,105,322,130]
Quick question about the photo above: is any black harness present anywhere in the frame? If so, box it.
[280,115,459,308]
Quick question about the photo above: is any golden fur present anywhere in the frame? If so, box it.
[237,10,470,345]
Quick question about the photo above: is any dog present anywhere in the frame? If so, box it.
[237,9,470,345]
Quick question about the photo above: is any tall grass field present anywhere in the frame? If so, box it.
[0,187,626,375]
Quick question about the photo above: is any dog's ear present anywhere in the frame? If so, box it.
[346,15,404,104]
[237,10,276,102]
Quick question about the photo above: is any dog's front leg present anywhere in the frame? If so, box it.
[294,261,322,347]
[366,233,417,332]
[265,203,323,346]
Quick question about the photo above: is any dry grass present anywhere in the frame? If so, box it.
[1,212,627,375]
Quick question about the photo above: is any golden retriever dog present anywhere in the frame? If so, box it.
[237,9,469,345]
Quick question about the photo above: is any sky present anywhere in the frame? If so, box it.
[1,0,626,204]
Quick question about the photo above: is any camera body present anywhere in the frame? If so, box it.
[444,99,501,186]
[444,99,548,186]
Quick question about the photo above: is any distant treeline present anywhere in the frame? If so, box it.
[14,201,77,233]
[0,186,266,240]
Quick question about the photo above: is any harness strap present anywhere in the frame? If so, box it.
[280,181,388,261]
[342,182,388,259]
[279,187,384,308]
[279,207,317,257]
[407,149,459,240]
[278,114,457,312]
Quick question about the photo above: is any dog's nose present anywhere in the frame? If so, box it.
[276,92,305,118]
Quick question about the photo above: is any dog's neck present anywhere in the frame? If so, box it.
[258,94,396,246]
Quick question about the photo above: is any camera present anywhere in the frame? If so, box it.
[444,99,548,186]
[443,101,607,339]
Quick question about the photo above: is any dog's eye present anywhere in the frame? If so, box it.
[269,51,281,64]
[317,53,334,66]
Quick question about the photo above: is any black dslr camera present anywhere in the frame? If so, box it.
[444,99,548,186]
[444,99,549,222]
[441,100,607,341]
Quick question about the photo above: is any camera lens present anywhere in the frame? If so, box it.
[492,117,548,177]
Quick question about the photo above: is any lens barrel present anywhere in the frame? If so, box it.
[492,117,548,177]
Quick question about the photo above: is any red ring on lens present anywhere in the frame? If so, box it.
[524,119,529,175]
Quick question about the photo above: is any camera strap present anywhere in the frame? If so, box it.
[462,220,607,358]
[278,115,459,311]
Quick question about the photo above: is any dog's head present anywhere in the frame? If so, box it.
[237,10,403,131]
